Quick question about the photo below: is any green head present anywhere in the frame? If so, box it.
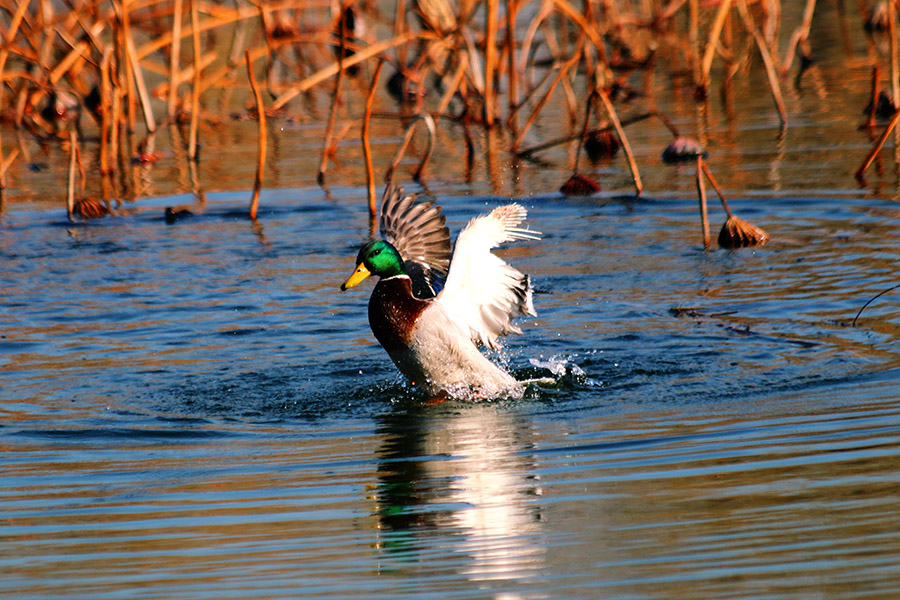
[341,240,406,290]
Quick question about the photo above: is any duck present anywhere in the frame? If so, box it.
[341,184,540,399]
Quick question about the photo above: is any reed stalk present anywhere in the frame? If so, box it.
[781,0,816,74]
[0,129,5,215]
[118,2,138,133]
[700,0,733,90]
[318,5,347,185]
[597,90,642,196]
[271,31,426,111]
[362,61,385,218]
[100,48,112,175]
[737,0,787,125]
[437,58,468,115]
[188,0,201,161]
[246,51,265,221]
[892,1,899,110]
[695,155,710,248]
[512,49,582,151]
[505,0,520,129]
[385,114,436,183]
[110,87,122,181]
[483,0,499,126]
[67,131,77,223]
[856,108,900,179]
[689,0,699,86]
[168,0,183,118]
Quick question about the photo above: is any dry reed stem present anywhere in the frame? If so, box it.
[100,48,112,175]
[245,52,265,221]
[271,31,427,111]
[48,41,90,85]
[573,91,594,173]
[551,0,606,61]
[856,108,900,179]
[505,0,520,128]
[699,160,732,216]
[125,32,156,133]
[737,0,787,125]
[484,0,499,126]
[318,6,347,186]
[438,57,468,115]
[1,148,20,177]
[394,0,408,67]
[117,2,138,133]
[695,155,710,248]
[136,0,323,60]
[512,49,582,151]
[362,60,384,218]
[519,0,554,74]
[515,112,660,157]
[188,0,201,161]
[560,68,578,124]
[461,29,486,95]
[110,87,121,180]
[153,52,217,97]
[689,0,699,85]
[385,114,436,183]
[598,90,642,196]
[781,0,816,74]
[700,0,733,89]
[67,131,77,223]
[658,0,688,21]
[75,135,87,198]
[866,65,881,129]
[892,1,899,109]
[168,0,183,118]
[0,129,5,215]
[0,0,31,76]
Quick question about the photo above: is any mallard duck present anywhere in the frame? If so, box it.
[341,184,540,399]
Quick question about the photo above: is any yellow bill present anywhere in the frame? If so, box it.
[340,263,371,290]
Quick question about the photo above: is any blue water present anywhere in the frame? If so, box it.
[5,4,900,594]
[3,183,900,599]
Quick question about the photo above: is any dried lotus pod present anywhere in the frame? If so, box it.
[583,130,621,161]
[662,136,707,164]
[718,216,770,249]
[72,197,110,220]
[560,173,601,196]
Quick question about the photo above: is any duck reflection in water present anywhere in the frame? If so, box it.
[373,402,546,584]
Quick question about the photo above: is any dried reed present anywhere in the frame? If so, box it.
[362,61,385,218]
[246,51,266,221]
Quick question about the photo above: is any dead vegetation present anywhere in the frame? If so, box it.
[0,0,890,248]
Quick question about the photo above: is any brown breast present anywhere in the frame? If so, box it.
[368,276,430,352]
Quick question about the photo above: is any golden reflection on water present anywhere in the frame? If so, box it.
[375,404,545,584]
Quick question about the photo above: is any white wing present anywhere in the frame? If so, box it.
[436,204,540,349]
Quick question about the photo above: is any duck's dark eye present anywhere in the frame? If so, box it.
[371,248,382,257]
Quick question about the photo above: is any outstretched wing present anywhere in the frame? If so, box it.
[436,204,540,349]
[380,184,452,298]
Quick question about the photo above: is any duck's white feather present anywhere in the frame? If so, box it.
[436,204,540,349]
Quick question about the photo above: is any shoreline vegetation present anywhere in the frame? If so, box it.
[0,0,895,247]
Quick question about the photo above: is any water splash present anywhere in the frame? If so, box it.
[525,354,599,388]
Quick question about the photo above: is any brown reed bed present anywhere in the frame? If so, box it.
[0,0,883,248]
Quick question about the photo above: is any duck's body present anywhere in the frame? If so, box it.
[342,185,539,399]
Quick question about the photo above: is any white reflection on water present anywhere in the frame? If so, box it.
[375,403,547,589]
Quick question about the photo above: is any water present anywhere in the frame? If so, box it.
[5,9,900,598]
[3,185,900,599]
